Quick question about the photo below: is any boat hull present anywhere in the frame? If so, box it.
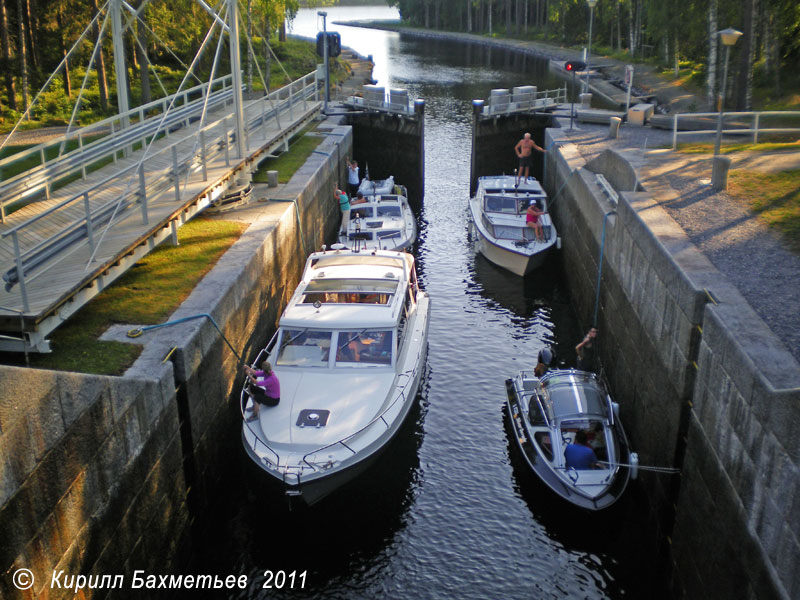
[504,376,632,511]
[473,224,550,276]
[242,291,430,506]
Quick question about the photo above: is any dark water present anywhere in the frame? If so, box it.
[191,22,663,600]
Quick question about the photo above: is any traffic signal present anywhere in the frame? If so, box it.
[565,61,587,72]
[316,32,341,58]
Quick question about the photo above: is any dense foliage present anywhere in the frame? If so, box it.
[0,0,302,126]
[389,0,800,110]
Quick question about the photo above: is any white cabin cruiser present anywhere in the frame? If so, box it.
[469,175,558,276]
[505,369,637,510]
[340,177,417,251]
[241,246,430,505]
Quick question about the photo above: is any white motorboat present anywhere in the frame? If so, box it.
[469,175,559,276]
[241,246,430,505]
[505,369,637,510]
[340,177,417,251]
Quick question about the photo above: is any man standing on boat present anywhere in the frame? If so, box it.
[514,132,544,185]
[347,160,360,197]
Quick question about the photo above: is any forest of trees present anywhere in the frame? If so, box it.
[390,0,800,110]
[0,0,300,123]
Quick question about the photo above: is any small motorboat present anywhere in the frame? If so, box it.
[240,245,430,505]
[469,175,559,276]
[505,368,637,510]
[339,176,417,251]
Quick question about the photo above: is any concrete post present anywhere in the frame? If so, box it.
[711,156,732,191]
[608,117,622,139]
[579,93,592,109]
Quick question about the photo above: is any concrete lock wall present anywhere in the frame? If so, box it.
[545,124,800,600]
[0,125,350,599]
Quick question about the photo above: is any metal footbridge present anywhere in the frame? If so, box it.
[0,0,322,352]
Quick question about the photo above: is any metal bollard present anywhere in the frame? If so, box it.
[267,170,279,188]
[608,117,622,139]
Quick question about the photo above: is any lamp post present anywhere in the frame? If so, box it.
[585,0,598,94]
[713,28,743,157]
[319,11,329,113]
[593,209,616,327]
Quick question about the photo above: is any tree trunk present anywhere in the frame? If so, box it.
[736,0,758,111]
[264,14,271,91]
[0,0,16,110]
[246,0,252,92]
[627,0,634,54]
[505,0,510,35]
[56,4,70,98]
[673,32,679,78]
[136,0,150,105]
[763,5,779,96]
[467,0,472,32]
[706,0,717,107]
[91,0,109,111]
[15,0,28,114]
[25,0,38,73]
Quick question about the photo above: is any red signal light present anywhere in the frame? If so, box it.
[565,61,587,72]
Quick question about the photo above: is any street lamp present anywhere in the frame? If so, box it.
[592,209,616,328]
[585,0,598,93]
[713,28,743,156]
[319,11,329,112]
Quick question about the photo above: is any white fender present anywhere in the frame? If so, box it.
[630,452,639,480]
[612,401,620,419]
[556,236,562,250]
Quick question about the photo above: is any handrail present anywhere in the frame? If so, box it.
[671,110,800,149]
[2,70,319,293]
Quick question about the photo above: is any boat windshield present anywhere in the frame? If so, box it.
[335,330,393,366]
[275,329,332,367]
[376,205,402,217]
[300,279,395,304]
[543,382,606,419]
[350,207,374,219]
[484,195,528,215]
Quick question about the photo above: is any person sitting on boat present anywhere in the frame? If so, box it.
[352,190,368,205]
[564,430,599,470]
[244,360,280,420]
[526,200,544,242]
[587,422,607,461]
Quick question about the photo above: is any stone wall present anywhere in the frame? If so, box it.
[0,125,350,599]
[545,123,800,599]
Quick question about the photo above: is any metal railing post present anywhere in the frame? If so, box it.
[224,118,231,167]
[172,146,181,203]
[138,163,148,224]
[79,134,87,179]
[753,112,760,144]
[83,192,95,253]
[11,232,30,312]
[200,130,208,181]
[289,81,295,120]
[672,114,678,150]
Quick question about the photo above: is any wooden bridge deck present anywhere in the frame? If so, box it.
[0,93,321,349]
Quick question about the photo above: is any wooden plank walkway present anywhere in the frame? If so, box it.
[0,91,321,347]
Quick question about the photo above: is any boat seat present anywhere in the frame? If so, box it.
[522,379,537,391]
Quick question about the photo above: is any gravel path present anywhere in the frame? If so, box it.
[566,121,800,363]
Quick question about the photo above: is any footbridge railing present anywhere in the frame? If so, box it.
[1,70,319,316]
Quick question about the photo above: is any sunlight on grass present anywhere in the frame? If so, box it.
[729,169,800,250]
[9,217,247,375]
[253,125,323,184]
[675,141,800,154]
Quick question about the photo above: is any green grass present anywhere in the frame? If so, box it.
[729,169,800,250]
[5,217,247,375]
[674,141,800,154]
[253,124,323,184]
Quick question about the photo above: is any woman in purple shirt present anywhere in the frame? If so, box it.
[244,360,280,419]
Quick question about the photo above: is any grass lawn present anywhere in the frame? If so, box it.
[5,216,247,375]
[252,124,323,184]
[728,169,800,250]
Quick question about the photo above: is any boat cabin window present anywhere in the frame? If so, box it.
[335,330,393,365]
[350,208,374,219]
[484,195,528,215]
[300,279,396,305]
[347,231,373,241]
[544,384,606,419]
[275,329,332,367]
[376,205,402,217]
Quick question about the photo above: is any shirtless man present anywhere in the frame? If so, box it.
[514,132,544,185]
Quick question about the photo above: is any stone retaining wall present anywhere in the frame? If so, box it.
[0,125,351,599]
[545,123,799,600]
